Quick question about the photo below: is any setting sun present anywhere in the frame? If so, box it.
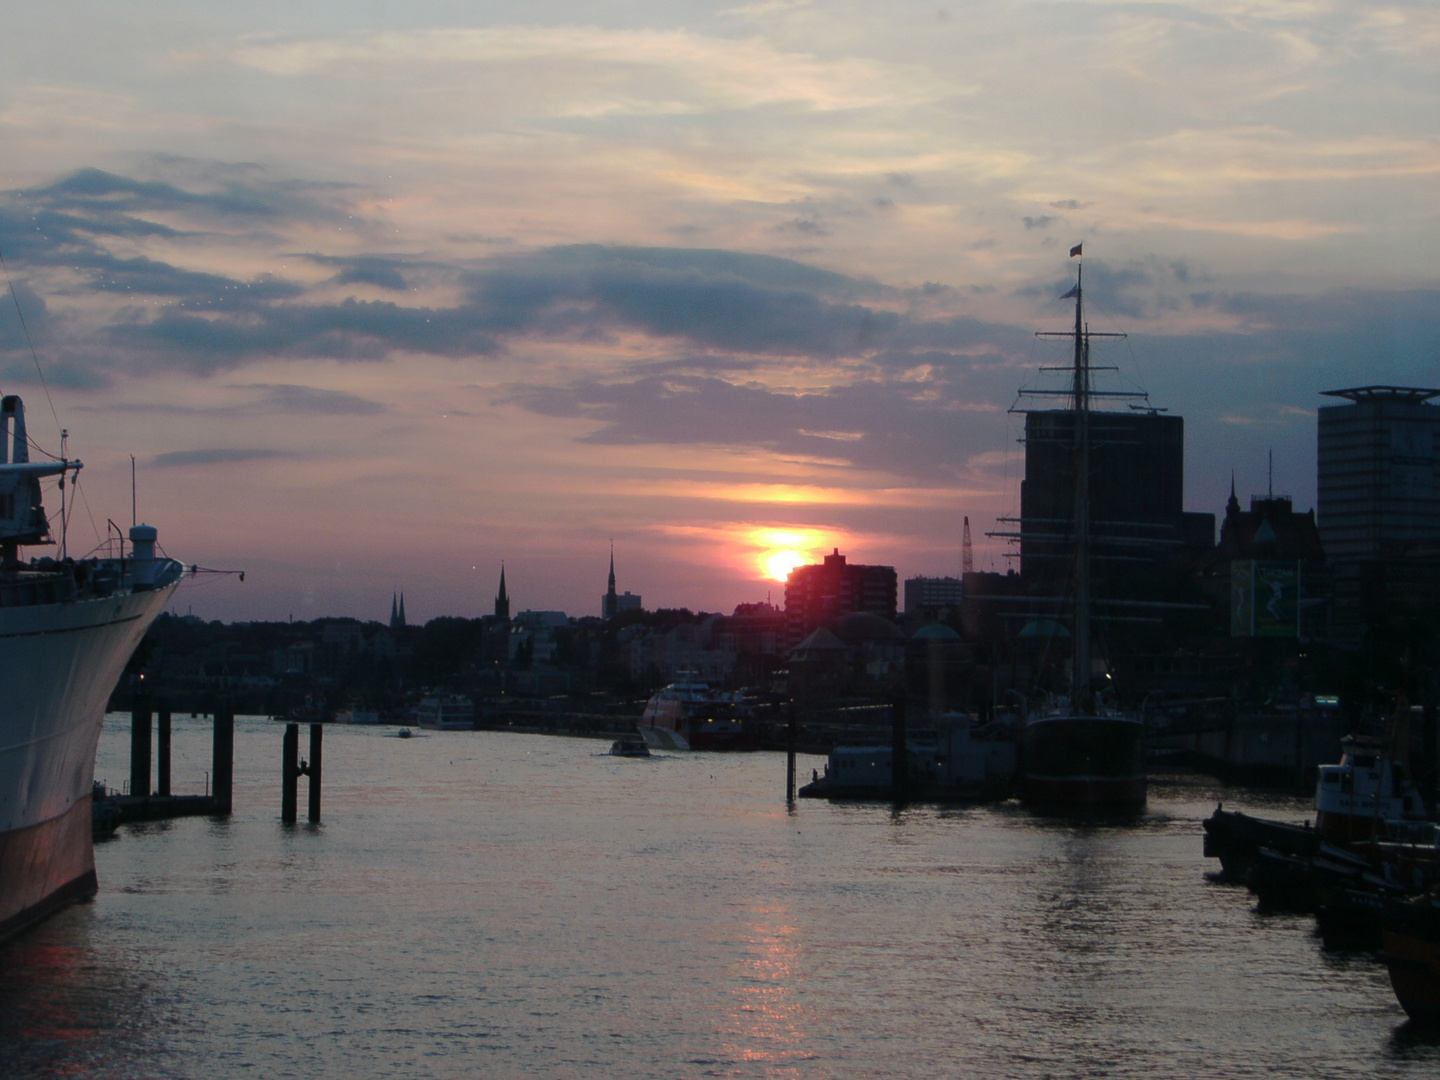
[765,549,807,582]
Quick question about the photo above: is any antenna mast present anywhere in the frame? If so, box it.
[59,429,68,559]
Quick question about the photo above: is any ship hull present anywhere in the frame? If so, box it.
[637,723,690,752]
[1021,714,1146,811]
[0,795,96,941]
[0,582,178,943]
[1382,901,1440,1024]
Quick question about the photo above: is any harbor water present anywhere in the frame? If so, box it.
[2,715,1438,1079]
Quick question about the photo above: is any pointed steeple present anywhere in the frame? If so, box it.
[390,592,399,628]
[1226,470,1240,516]
[397,592,407,628]
[495,563,510,621]
[603,542,619,620]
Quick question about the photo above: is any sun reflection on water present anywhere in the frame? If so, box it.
[716,902,824,1077]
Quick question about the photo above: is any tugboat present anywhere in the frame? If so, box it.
[1203,732,1431,882]
[1315,734,1430,843]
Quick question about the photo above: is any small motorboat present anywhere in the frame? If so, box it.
[610,736,650,757]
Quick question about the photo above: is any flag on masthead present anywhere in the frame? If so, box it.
[1069,242,1083,257]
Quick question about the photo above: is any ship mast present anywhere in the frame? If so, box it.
[1069,266,1092,713]
[993,249,1139,712]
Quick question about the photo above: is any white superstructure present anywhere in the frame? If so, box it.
[0,393,185,940]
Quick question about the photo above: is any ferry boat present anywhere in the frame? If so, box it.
[800,713,1016,800]
[0,394,185,942]
[636,676,757,751]
[412,695,475,731]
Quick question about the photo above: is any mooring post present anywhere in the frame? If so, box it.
[1424,701,1438,813]
[282,722,299,824]
[212,699,234,814]
[891,695,908,800]
[130,694,152,798]
[308,723,323,823]
[156,699,172,797]
[785,704,797,804]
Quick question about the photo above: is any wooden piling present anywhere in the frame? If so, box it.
[308,723,323,823]
[785,705,797,804]
[212,700,234,814]
[1425,702,1438,812]
[282,722,299,824]
[156,700,172,797]
[130,695,152,798]
[890,696,908,800]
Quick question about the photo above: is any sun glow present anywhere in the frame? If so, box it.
[764,549,807,582]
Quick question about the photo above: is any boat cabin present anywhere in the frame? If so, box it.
[1315,735,1429,843]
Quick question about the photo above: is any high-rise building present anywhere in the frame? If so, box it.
[1318,385,1440,643]
[1318,386,1440,563]
[904,576,964,619]
[1018,409,1187,594]
[784,549,896,645]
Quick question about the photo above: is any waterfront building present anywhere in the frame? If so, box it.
[1318,386,1440,563]
[1318,385,1440,644]
[904,576,964,620]
[784,549,896,646]
[1208,485,1328,640]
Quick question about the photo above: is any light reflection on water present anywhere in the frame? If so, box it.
[0,715,1436,1079]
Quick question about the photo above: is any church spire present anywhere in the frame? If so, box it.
[495,563,510,621]
[603,542,618,620]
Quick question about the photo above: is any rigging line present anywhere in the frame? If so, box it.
[0,244,62,438]
[70,471,103,550]
[1073,285,1152,402]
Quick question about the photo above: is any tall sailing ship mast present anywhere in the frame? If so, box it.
[999,250,1148,810]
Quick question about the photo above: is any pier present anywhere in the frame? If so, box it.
[98,697,235,830]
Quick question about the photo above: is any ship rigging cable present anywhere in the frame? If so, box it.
[0,244,62,441]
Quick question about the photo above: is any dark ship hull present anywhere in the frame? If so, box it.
[1382,896,1440,1024]
[1021,714,1146,810]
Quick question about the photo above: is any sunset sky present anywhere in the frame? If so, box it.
[0,1,1435,623]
